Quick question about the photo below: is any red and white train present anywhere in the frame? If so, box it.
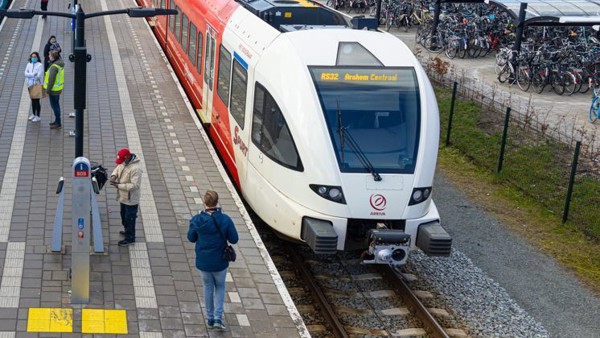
[137,0,452,265]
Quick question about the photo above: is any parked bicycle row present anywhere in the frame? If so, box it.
[495,28,600,96]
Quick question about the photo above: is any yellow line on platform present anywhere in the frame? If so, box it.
[82,309,128,334]
[27,308,73,333]
[26,308,128,334]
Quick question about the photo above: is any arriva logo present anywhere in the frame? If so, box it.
[370,194,386,216]
[370,194,386,211]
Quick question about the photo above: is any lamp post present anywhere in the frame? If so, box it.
[0,6,177,158]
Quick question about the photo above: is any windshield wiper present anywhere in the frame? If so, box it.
[336,104,382,182]
[337,101,345,164]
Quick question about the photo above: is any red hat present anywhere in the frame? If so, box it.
[115,148,131,164]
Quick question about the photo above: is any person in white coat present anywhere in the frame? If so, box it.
[24,51,44,122]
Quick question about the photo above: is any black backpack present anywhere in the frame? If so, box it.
[91,163,108,191]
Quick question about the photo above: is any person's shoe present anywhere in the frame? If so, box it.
[213,321,225,330]
[118,239,135,247]
[49,122,56,126]
[32,116,41,122]
[207,320,215,329]
[50,124,62,129]
[28,114,35,121]
[119,230,126,236]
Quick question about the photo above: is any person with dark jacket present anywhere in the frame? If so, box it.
[43,51,64,129]
[188,190,239,331]
[43,35,61,73]
[40,0,48,18]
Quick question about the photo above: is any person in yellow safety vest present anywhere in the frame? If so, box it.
[43,50,64,129]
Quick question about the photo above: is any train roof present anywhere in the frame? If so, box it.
[235,0,351,31]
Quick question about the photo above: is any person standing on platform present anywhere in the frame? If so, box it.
[43,50,64,129]
[110,148,143,247]
[43,35,61,73]
[40,0,48,19]
[187,190,239,331]
[24,51,44,122]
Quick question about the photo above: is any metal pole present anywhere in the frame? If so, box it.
[68,0,78,121]
[71,0,77,53]
[497,107,511,173]
[431,0,441,41]
[74,6,86,158]
[514,3,527,53]
[445,81,457,146]
[375,0,382,25]
[562,141,581,224]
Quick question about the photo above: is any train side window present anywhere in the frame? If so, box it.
[197,33,203,74]
[204,34,215,87]
[217,46,232,107]
[251,83,303,171]
[169,6,177,37]
[189,23,197,66]
[182,14,189,54]
[175,7,181,42]
[230,60,247,128]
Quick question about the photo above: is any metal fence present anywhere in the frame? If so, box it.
[434,76,600,239]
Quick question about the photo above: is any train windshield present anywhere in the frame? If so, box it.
[310,67,421,174]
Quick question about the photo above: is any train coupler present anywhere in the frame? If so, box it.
[362,229,411,266]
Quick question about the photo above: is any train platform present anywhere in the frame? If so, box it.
[0,0,307,336]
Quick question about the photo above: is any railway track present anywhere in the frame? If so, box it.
[285,245,466,337]
[253,217,467,337]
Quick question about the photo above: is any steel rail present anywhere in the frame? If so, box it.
[288,248,349,338]
[379,266,450,338]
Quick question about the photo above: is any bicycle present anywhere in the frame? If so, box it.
[590,82,600,123]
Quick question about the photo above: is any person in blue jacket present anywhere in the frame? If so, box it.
[188,190,239,331]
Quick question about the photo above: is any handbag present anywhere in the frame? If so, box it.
[28,84,43,99]
[210,213,236,262]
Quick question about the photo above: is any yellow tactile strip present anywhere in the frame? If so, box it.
[27,308,128,334]
[27,308,73,333]
[82,309,128,334]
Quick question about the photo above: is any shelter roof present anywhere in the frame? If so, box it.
[484,0,600,24]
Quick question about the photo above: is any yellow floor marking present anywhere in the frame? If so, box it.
[27,308,73,333]
[82,309,128,334]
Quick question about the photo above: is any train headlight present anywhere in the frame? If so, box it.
[309,184,346,204]
[412,190,423,202]
[408,187,432,206]
[328,188,342,200]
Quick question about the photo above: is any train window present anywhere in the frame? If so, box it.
[159,0,163,8]
[169,6,177,37]
[175,7,181,42]
[196,33,203,73]
[189,23,197,66]
[217,46,232,107]
[182,14,189,54]
[252,83,303,171]
[229,60,247,128]
[204,34,216,88]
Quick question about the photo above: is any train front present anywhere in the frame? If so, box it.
[256,29,452,266]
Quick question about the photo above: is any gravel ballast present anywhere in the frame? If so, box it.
[426,173,600,337]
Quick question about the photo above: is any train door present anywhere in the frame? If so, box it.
[201,27,217,123]
[229,53,252,186]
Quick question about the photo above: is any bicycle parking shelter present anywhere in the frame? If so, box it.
[429,0,600,52]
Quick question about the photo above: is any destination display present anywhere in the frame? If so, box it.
[314,68,401,83]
